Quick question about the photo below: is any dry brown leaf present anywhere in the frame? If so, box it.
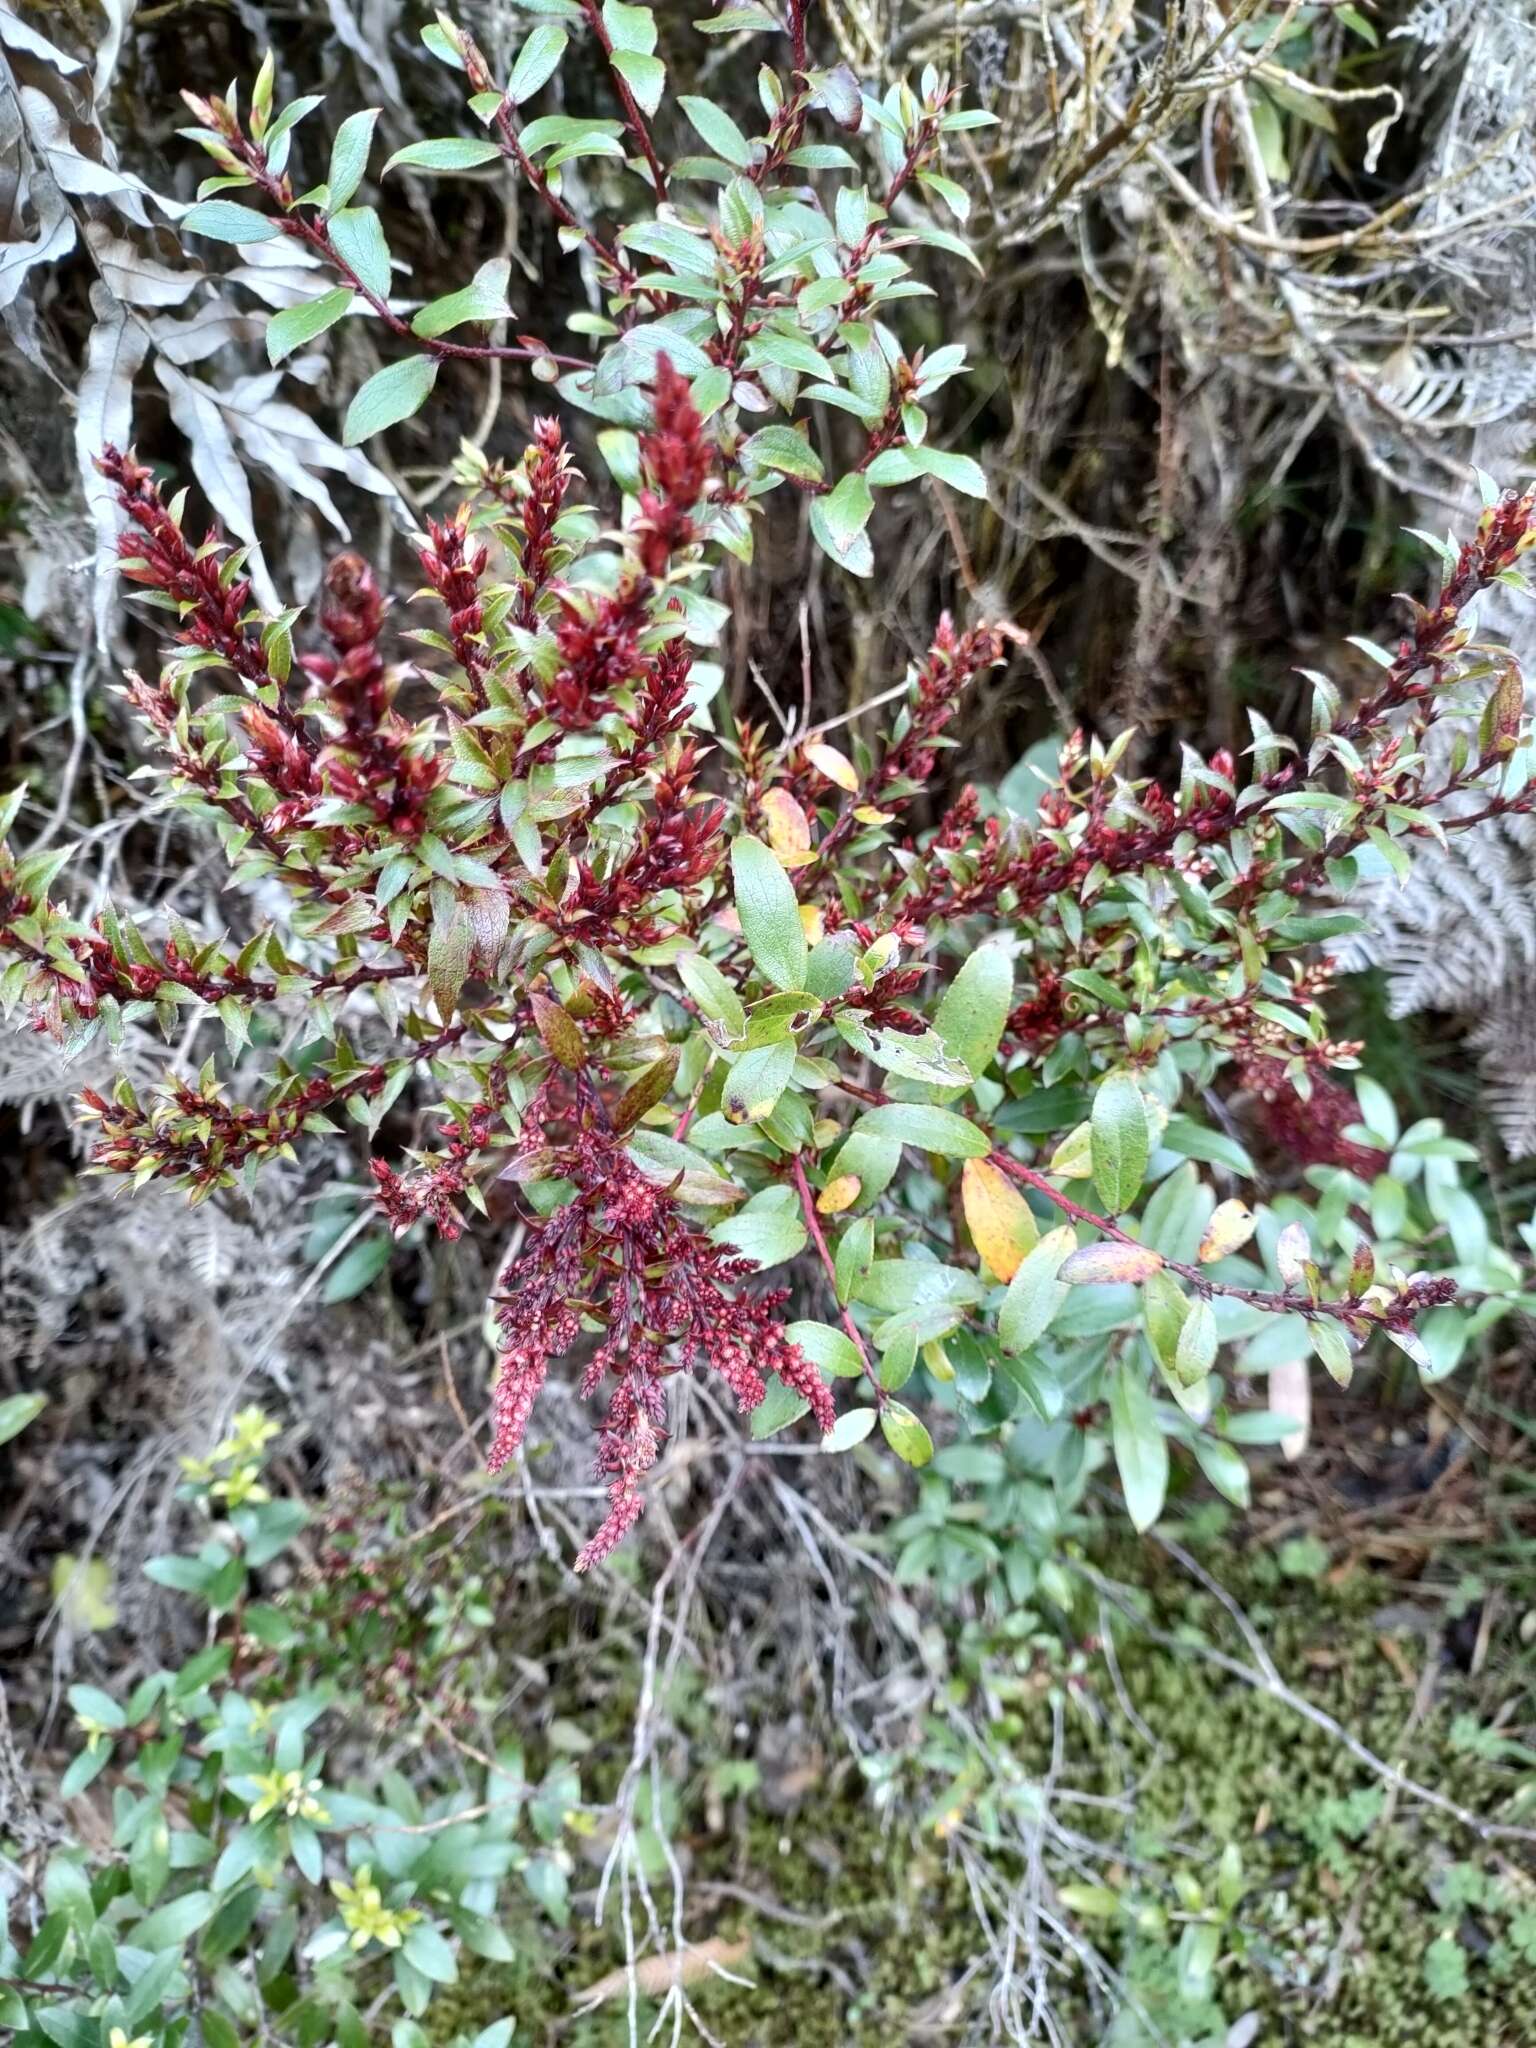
[573,1935,752,2012]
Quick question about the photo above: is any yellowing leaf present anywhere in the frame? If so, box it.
[816,1173,862,1214]
[804,741,858,792]
[799,904,825,944]
[853,805,894,824]
[762,786,812,862]
[1198,1199,1257,1264]
[51,1554,118,1633]
[961,1157,1039,1281]
[922,1338,954,1381]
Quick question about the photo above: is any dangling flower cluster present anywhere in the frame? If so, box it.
[1238,1052,1388,1179]
[370,1084,508,1241]
[488,1076,834,1569]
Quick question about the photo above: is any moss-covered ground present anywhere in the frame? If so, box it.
[422,1532,1536,2045]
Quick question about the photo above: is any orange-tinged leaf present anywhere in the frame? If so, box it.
[961,1157,1039,1281]
[762,787,812,860]
[805,740,858,792]
[816,1173,862,1214]
[1198,1198,1257,1264]
[1059,1241,1165,1285]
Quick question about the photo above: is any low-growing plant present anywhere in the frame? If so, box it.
[0,1414,577,2048]
[3,5,1536,1572]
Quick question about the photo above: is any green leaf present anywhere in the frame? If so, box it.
[604,0,657,51]
[810,471,874,576]
[510,22,569,103]
[60,1743,111,1797]
[1143,1267,1190,1380]
[997,1226,1075,1352]
[835,1217,874,1304]
[344,354,439,444]
[1090,1070,1150,1214]
[731,834,807,992]
[0,1391,46,1446]
[182,200,283,244]
[676,949,747,1037]
[411,258,512,338]
[611,48,665,116]
[383,137,502,175]
[67,1683,125,1730]
[327,108,380,212]
[822,1406,877,1452]
[134,1888,218,1951]
[852,1103,989,1158]
[321,1235,392,1304]
[200,1884,263,1964]
[751,1378,810,1437]
[913,447,988,498]
[1173,1297,1218,1383]
[328,206,393,297]
[1109,1369,1168,1532]
[880,1401,933,1467]
[742,424,823,482]
[402,1922,459,1985]
[266,286,353,365]
[709,1196,807,1268]
[1191,1435,1250,1509]
[1309,1319,1355,1386]
[722,1038,796,1123]
[784,1320,865,1378]
[143,1553,214,1594]
[677,95,753,168]
[122,1949,182,2030]
[469,2024,516,2048]
[864,447,924,487]
[933,941,1012,1082]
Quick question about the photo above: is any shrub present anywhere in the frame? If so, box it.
[3,8,1536,1572]
[0,1413,572,2048]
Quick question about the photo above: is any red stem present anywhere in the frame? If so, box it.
[580,0,670,199]
[791,1153,887,1408]
[987,1153,1384,1329]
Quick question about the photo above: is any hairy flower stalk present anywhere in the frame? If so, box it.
[489,1078,833,1568]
